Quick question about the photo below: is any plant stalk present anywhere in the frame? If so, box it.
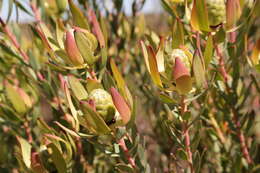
[118,138,136,169]
[181,96,194,173]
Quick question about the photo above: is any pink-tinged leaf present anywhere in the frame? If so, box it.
[17,88,32,108]
[173,58,192,94]
[147,45,163,87]
[35,26,58,63]
[140,40,150,73]
[190,0,210,32]
[251,39,260,66]
[226,0,241,30]
[110,87,131,125]
[65,29,84,66]
[156,37,165,73]
[88,9,105,48]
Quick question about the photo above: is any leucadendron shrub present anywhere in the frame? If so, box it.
[0,0,260,172]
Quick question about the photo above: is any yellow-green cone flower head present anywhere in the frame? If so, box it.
[88,89,116,122]
[206,0,226,26]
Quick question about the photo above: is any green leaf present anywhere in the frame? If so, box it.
[86,78,103,93]
[204,34,213,68]
[159,93,177,104]
[47,143,67,173]
[116,164,134,173]
[64,82,79,131]
[17,137,31,168]
[68,0,89,30]
[68,75,88,100]
[7,0,13,23]
[140,40,150,73]
[80,102,111,135]
[15,1,33,16]
[251,39,260,66]
[5,82,27,115]
[156,37,165,73]
[191,0,211,32]
[172,19,184,49]
[110,59,128,100]
[147,45,162,87]
[193,50,206,88]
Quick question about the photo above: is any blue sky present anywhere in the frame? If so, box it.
[0,0,162,22]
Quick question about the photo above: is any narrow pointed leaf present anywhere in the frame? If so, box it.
[110,59,127,99]
[140,40,150,73]
[68,75,88,100]
[64,82,79,131]
[68,0,89,30]
[251,39,260,66]
[172,19,184,49]
[17,137,31,168]
[147,45,162,87]
[191,0,210,32]
[80,102,111,135]
[47,143,67,173]
[156,37,165,73]
[193,50,206,88]
[204,34,213,67]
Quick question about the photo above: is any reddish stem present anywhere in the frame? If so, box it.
[30,2,41,23]
[215,45,228,83]
[215,42,252,164]
[180,96,194,173]
[118,138,136,168]
[24,120,33,144]
[0,17,29,62]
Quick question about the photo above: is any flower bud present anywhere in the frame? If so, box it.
[64,29,84,66]
[206,0,226,27]
[87,89,116,123]
[165,49,191,80]
[74,27,99,66]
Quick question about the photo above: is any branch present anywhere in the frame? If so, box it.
[118,137,136,169]
[181,96,194,173]
[0,17,29,62]
[214,42,252,164]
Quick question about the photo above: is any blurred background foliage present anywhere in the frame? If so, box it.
[0,0,260,172]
